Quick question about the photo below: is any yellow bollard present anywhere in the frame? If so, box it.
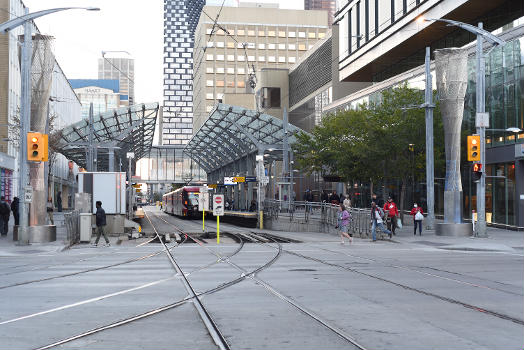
[217,215,220,244]
[202,210,205,232]
[259,210,264,229]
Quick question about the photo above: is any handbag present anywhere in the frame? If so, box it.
[396,218,403,229]
[415,211,424,221]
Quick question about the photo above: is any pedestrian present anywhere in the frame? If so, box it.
[410,203,424,236]
[343,196,351,209]
[336,204,352,244]
[321,191,328,203]
[249,200,257,212]
[371,193,384,208]
[0,196,11,236]
[57,191,63,212]
[371,201,392,241]
[46,197,54,225]
[11,197,19,226]
[383,197,399,236]
[94,200,110,247]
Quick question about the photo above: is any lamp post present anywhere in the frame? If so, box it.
[1,6,99,245]
[418,17,505,237]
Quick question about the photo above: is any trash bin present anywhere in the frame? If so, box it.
[80,213,93,242]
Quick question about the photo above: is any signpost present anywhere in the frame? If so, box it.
[213,194,224,244]
[245,176,257,183]
[224,177,235,185]
[233,176,245,183]
[199,186,209,232]
[24,186,33,203]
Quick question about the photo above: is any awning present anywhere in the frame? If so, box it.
[54,103,159,171]
[184,103,304,173]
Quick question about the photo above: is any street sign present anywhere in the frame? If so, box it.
[224,177,236,185]
[245,176,257,182]
[24,186,32,203]
[198,189,210,211]
[260,176,270,185]
[208,184,217,189]
[126,152,135,159]
[213,194,224,216]
[233,176,245,183]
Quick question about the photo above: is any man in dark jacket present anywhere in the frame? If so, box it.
[0,197,10,236]
[10,197,19,226]
[94,201,110,246]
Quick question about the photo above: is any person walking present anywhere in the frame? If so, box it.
[57,191,63,212]
[94,201,110,247]
[0,197,11,236]
[372,193,384,208]
[46,197,54,225]
[383,197,399,236]
[343,196,351,209]
[371,201,392,241]
[410,203,424,236]
[11,197,19,226]
[336,204,352,244]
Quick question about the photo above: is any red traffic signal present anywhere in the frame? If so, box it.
[472,163,482,182]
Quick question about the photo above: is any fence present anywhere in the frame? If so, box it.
[263,200,373,237]
[64,210,80,246]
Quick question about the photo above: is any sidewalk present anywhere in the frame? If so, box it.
[0,212,69,256]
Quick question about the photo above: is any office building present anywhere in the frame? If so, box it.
[69,79,121,119]
[304,0,336,27]
[192,5,329,132]
[98,56,134,106]
[163,0,205,145]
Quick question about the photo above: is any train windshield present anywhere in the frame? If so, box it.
[187,192,199,206]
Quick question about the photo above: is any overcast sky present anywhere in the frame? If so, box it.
[23,0,303,104]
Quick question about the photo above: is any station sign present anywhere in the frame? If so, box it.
[208,184,217,189]
[233,176,245,183]
[224,177,236,185]
[245,176,257,182]
[213,194,224,216]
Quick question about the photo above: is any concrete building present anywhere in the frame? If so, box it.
[69,79,120,119]
[98,56,134,106]
[192,4,329,132]
[0,0,83,206]
[163,0,205,145]
[304,0,336,27]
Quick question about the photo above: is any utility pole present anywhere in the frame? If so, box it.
[424,47,435,230]
[88,103,94,171]
[475,23,488,237]
[282,108,289,209]
[17,8,32,245]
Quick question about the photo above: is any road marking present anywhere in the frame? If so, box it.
[0,276,176,325]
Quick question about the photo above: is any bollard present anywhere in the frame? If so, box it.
[217,215,220,244]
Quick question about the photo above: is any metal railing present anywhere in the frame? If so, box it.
[263,200,373,237]
[64,210,80,246]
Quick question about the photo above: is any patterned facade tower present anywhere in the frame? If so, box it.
[163,0,205,145]
[304,0,336,27]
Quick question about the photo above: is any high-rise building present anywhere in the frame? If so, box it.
[163,0,205,145]
[69,79,121,119]
[304,0,336,27]
[192,5,329,132]
[98,56,134,106]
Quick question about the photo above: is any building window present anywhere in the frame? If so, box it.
[248,29,255,36]
[258,30,265,36]
[278,43,285,50]
[268,43,276,50]
[227,55,235,61]
[289,31,296,38]
[237,81,245,88]
[268,56,276,62]
[268,30,276,37]
[259,43,266,49]
[288,43,296,50]
[298,31,306,38]
[227,42,235,48]
[206,93,214,99]
[217,41,224,48]
[248,56,255,61]
[216,54,224,61]
[278,56,286,63]
[216,67,225,73]
[308,32,316,38]
[298,44,307,51]
[227,81,235,87]
[237,67,245,74]
[261,87,281,108]
[227,67,235,74]
[259,56,266,62]
[319,32,326,39]
[238,55,245,61]
[237,29,245,36]
[206,80,214,87]
[206,54,214,60]
[206,67,214,73]
[279,30,286,37]
[288,56,296,63]
[216,80,225,87]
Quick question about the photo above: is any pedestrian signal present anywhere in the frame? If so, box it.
[467,135,481,161]
[472,163,482,182]
[27,132,48,162]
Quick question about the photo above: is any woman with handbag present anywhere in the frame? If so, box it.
[410,203,424,236]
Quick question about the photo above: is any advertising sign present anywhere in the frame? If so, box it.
[213,194,224,216]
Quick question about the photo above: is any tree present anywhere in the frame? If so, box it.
[293,84,445,218]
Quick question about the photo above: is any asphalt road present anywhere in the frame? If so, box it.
[0,206,522,350]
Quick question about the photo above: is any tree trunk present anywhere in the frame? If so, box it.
[400,177,407,223]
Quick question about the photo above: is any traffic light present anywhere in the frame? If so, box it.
[27,132,48,162]
[467,135,481,161]
[472,163,482,182]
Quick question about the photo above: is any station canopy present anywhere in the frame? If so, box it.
[184,103,304,173]
[54,103,159,171]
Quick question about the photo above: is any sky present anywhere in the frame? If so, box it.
[23,0,304,105]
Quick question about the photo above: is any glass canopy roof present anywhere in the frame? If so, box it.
[184,103,303,173]
[54,103,159,171]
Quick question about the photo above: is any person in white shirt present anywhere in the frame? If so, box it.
[370,201,392,241]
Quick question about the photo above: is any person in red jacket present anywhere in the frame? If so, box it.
[383,197,399,235]
[410,203,424,235]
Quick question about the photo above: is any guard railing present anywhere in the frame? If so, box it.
[64,210,80,246]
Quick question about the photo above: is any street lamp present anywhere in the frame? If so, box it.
[1,6,99,245]
[417,16,506,237]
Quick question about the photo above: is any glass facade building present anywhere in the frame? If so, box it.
[163,0,205,145]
